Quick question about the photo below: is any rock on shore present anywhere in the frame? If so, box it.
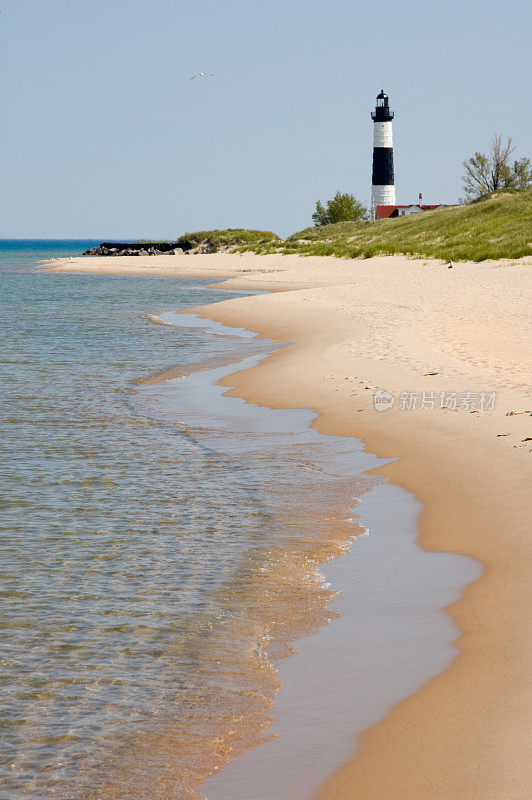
[83,240,223,257]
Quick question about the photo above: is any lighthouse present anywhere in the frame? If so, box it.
[371,90,396,219]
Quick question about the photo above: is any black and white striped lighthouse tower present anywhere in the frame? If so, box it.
[371,90,396,220]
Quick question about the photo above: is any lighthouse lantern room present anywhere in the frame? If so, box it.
[371,90,396,219]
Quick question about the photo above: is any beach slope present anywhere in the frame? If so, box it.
[49,253,532,798]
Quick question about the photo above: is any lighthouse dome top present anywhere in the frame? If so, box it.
[371,90,394,121]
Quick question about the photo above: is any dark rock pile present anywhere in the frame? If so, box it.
[83,240,219,257]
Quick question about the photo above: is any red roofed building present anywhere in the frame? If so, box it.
[376,204,451,219]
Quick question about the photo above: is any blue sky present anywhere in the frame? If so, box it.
[1,0,530,238]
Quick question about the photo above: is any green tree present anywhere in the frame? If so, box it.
[312,191,368,226]
[510,157,532,190]
[462,134,532,200]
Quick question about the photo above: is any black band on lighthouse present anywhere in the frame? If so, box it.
[371,107,394,122]
[372,148,394,186]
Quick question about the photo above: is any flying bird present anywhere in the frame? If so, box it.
[190,72,215,80]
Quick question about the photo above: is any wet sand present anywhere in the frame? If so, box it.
[202,483,480,800]
[48,253,532,798]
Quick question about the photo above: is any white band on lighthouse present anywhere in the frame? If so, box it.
[372,184,396,206]
[373,121,393,148]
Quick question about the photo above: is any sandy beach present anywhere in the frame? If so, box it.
[49,252,532,798]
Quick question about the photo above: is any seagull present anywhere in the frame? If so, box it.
[190,72,214,80]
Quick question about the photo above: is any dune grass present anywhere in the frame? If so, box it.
[176,228,280,250]
[155,193,529,261]
[251,191,531,261]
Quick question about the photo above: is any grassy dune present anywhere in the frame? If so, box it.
[251,192,530,262]
[176,228,280,250]
[147,193,529,261]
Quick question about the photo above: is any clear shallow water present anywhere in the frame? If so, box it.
[0,243,380,798]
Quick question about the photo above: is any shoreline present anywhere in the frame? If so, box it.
[47,253,532,798]
[159,311,479,800]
